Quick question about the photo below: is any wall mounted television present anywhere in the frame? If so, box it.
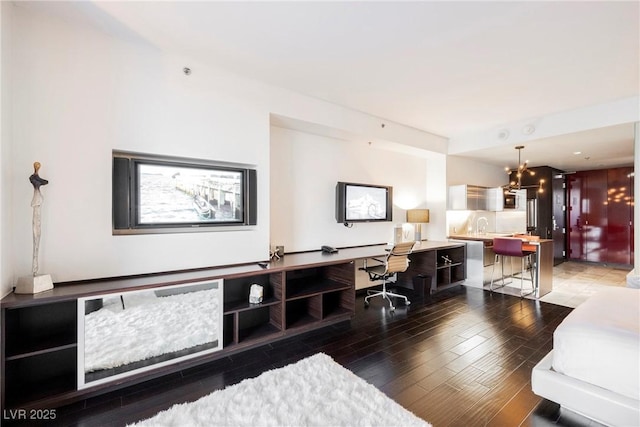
[335,181,393,224]
[113,151,257,234]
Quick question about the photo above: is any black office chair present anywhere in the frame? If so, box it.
[362,241,415,311]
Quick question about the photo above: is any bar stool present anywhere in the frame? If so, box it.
[490,237,535,297]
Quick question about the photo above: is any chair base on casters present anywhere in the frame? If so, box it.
[361,241,416,311]
[364,284,410,311]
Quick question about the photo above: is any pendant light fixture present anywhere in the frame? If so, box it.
[504,145,544,194]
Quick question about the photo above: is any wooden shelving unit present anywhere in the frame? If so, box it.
[1,242,464,411]
[1,259,358,411]
[3,301,77,408]
[284,262,354,330]
[224,273,283,346]
[434,245,466,292]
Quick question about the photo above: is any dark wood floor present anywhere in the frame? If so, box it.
[20,286,593,426]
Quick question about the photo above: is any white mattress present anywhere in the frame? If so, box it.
[552,287,640,400]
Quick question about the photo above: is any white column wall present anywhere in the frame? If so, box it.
[1,2,13,298]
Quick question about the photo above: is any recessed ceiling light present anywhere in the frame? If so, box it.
[573,151,582,155]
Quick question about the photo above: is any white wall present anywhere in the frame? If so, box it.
[1,2,13,298]
[446,155,506,188]
[270,126,442,251]
[9,6,271,285]
[3,5,447,290]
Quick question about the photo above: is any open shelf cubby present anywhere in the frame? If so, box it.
[5,301,77,358]
[322,290,354,320]
[284,263,353,300]
[435,246,466,291]
[4,346,77,408]
[223,273,283,346]
[222,313,236,347]
[283,261,354,329]
[237,306,282,343]
[224,273,281,314]
[285,296,322,330]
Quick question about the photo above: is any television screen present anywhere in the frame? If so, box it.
[345,184,388,221]
[137,163,244,225]
[113,152,257,234]
[336,182,392,223]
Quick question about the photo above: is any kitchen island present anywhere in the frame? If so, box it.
[449,233,553,298]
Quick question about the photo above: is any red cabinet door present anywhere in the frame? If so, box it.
[584,169,608,263]
[568,174,585,260]
[631,171,635,264]
[568,167,633,266]
[607,167,633,265]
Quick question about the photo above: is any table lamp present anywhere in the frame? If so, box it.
[407,209,430,242]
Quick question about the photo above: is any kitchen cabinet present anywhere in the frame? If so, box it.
[506,189,527,211]
[448,185,487,210]
[485,187,505,211]
[448,186,521,212]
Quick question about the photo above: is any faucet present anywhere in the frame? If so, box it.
[477,217,488,235]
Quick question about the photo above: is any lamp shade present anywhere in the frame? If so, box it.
[407,209,429,223]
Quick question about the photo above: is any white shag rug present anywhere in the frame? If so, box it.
[129,353,430,427]
[84,288,219,372]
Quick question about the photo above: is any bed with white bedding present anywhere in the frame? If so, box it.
[532,287,640,426]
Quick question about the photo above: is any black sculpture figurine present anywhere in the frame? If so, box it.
[30,162,49,191]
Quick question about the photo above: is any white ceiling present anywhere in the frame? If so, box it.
[452,122,636,172]
[19,1,640,171]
